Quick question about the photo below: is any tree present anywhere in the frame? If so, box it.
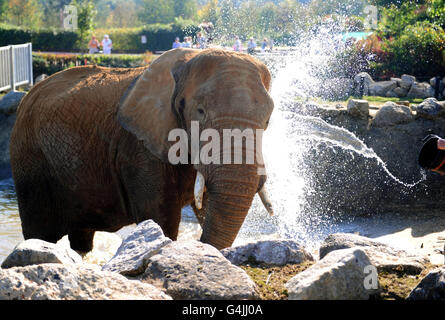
[198,0,219,24]
[71,0,97,45]
[106,0,140,27]
[139,0,175,24]
[6,0,43,28]
[174,0,198,20]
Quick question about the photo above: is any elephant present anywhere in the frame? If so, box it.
[10,48,274,252]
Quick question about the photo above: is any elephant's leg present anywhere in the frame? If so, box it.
[15,171,67,244]
[68,229,95,253]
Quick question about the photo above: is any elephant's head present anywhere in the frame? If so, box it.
[118,48,274,249]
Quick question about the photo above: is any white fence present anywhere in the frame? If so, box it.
[0,43,33,92]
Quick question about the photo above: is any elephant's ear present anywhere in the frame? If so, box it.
[118,48,200,161]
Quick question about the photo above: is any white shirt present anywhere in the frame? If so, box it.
[102,39,112,54]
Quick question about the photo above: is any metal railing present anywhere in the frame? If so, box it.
[0,43,33,92]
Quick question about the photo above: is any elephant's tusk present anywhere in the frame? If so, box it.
[194,171,205,210]
[258,185,274,216]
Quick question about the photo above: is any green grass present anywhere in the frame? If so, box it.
[296,95,425,108]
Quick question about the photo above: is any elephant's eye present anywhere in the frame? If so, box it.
[197,108,205,115]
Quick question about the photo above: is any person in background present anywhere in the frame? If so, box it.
[233,36,242,52]
[172,37,182,49]
[101,35,112,54]
[88,35,100,54]
[261,38,268,53]
[197,32,206,49]
[269,38,274,52]
[247,37,256,54]
[182,36,192,48]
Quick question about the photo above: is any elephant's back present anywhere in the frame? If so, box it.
[10,65,145,190]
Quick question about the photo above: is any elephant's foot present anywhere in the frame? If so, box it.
[68,229,95,253]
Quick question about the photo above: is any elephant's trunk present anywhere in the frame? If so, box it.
[199,164,260,250]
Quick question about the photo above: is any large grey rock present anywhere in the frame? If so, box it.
[408,266,445,300]
[407,82,435,99]
[353,72,374,96]
[1,239,82,268]
[371,102,413,127]
[393,86,409,97]
[142,240,259,300]
[416,98,445,119]
[221,240,314,266]
[319,233,428,274]
[102,220,172,276]
[0,91,26,115]
[400,74,416,89]
[0,263,171,300]
[368,80,397,97]
[285,248,378,300]
[347,99,369,118]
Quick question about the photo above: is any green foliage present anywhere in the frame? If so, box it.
[71,0,97,44]
[32,52,154,77]
[0,22,200,52]
[428,0,445,28]
[381,21,445,77]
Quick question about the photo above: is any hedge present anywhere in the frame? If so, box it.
[32,52,155,78]
[0,23,200,53]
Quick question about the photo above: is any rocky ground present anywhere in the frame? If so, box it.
[0,219,443,300]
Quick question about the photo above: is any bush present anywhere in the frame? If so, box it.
[32,52,155,78]
[0,23,200,53]
[382,21,445,77]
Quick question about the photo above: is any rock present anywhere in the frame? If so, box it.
[371,102,413,127]
[385,90,399,98]
[1,239,82,269]
[0,263,171,300]
[102,219,172,276]
[285,248,378,300]
[368,80,397,97]
[142,240,259,300]
[408,266,445,300]
[400,74,416,89]
[347,99,369,118]
[0,91,26,115]
[407,82,435,99]
[319,233,428,274]
[58,231,122,266]
[35,74,48,83]
[393,86,409,98]
[221,239,314,266]
[353,72,374,96]
[416,98,445,119]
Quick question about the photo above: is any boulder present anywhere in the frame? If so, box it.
[408,266,445,300]
[58,231,122,266]
[1,239,82,269]
[393,86,409,98]
[0,263,171,300]
[353,72,374,96]
[416,98,445,119]
[35,74,48,84]
[347,99,369,118]
[285,248,378,300]
[221,240,314,266]
[319,233,428,274]
[0,91,26,115]
[407,82,435,99]
[371,102,413,127]
[385,90,399,98]
[102,219,172,276]
[142,240,259,300]
[368,80,397,97]
[400,74,416,89]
